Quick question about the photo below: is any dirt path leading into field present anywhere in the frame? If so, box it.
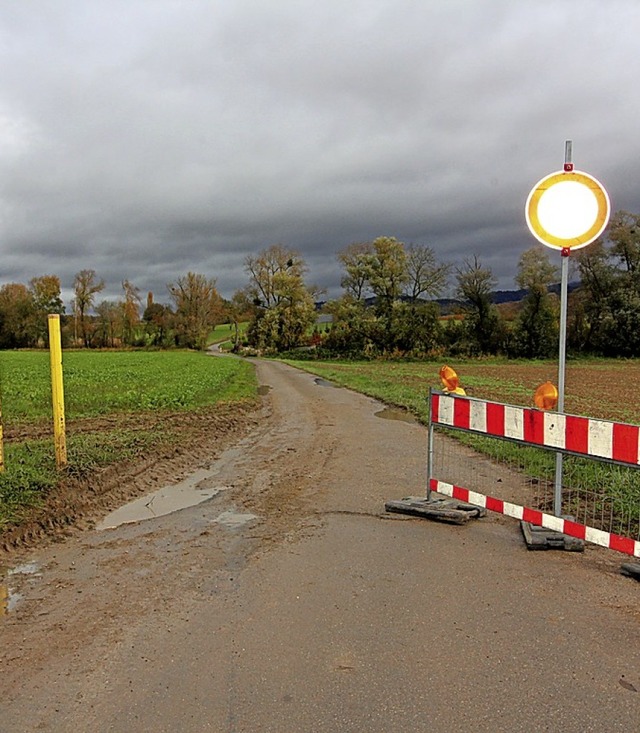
[1,358,639,732]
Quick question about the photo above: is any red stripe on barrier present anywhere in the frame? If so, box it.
[486,402,505,436]
[562,519,587,540]
[431,393,440,425]
[523,409,544,445]
[609,534,637,555]
[451,485,470,503]
[453,398,471,429]
[612,423,639,464]
[565,415,589,454]
[485,495,504,513]
[522,506,543,526]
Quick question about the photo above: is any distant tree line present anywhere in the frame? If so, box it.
[0,209,638,358]
[0,269,230,351]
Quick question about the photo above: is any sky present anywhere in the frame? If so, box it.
[1,0,639,307]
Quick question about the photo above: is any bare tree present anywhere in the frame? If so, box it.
[405,244,450,302]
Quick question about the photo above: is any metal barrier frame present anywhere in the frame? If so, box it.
[427,389,640,558]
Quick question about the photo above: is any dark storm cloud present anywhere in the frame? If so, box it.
[0,0,639,305]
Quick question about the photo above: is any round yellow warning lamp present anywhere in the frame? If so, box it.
[534,381,558,410]
[525,170,610,251]
[440,365,459,391]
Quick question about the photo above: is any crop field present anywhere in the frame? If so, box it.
[0,350,258,528]
[1,350,256,423]
[282,357,640,424]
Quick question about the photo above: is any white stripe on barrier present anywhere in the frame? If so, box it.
[544,413,566,450]
[469,400,487,433]
[588,420,613,459]
[504,405,524,441]
[439,395,454,426]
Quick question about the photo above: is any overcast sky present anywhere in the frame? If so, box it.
[1,1,639,306]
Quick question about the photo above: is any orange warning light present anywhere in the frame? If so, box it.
[439,365,459,391]
[534,381,558,410]
[440,365,466,395]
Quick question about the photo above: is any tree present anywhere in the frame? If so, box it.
[168,272,223,350]
[244,245,316,352]
[142,299,174,347]
[245,245,308,309]
[455,256,504,355]
[29,275,64,346]
[95,300,120,348]
[73,269,105,347]
[0,283,35,348]
[367,236,409,316]
[405,244,450,302]
[510,246,559,358]
[120,280,142,346]
[608,210,640,277]
[337,242,373,301]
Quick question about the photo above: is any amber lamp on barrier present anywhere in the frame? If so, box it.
[534,381,558,411]
[439,365,466,395]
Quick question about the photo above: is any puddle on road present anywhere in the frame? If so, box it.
[212,510,259,529]
[258,384,271,395]
[1,561,41,616]
[375,407,418,424]
[314,377,338,388]
[96,468,228,530]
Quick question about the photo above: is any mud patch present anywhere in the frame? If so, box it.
[212,510,259,529]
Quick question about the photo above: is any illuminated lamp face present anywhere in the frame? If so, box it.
[525,170,610,251]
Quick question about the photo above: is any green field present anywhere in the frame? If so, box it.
[0,350,258,528]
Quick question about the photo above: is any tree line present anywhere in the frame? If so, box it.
[0,209,638,357]
[0,270,227,351]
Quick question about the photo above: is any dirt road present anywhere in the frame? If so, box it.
[1,358,639,732]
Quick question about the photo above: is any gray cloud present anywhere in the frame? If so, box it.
[0,0,639,306]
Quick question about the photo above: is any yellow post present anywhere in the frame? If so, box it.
[48,314,67,470]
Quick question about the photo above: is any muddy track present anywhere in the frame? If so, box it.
[1,358,639,733]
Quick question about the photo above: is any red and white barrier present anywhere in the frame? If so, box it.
[429,391,640,558]
[431,478,640,558]
[431,392,640,466]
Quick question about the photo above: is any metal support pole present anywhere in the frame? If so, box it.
[554,249,570,516]
[426,388,434,500]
